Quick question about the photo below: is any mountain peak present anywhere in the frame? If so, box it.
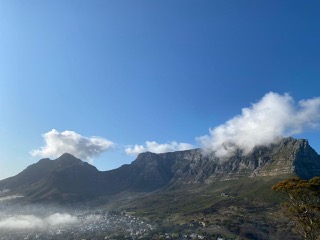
[1,137,320,203]
[56,152,81,161]
[59,152,77,158]
[30,153,84,174]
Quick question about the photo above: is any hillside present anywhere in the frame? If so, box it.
[1,137,320,239]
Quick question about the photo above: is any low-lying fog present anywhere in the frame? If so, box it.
[0,195,154,240]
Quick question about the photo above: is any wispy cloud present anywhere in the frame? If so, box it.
[0,215,44,229]
[198,92,320,157]
[0,213,80,229]
[45,213,78,226]
[125,141,194,156]
[30,129,115,162]
[0,195,23,202]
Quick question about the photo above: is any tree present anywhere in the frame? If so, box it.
[272,177,320,240]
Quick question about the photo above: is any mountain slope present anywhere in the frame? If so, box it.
[138,137,320,184]
[0,153,105,201]
[0,137,320,203]
[1,137,319,239]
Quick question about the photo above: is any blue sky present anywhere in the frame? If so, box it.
[0,1,320,180]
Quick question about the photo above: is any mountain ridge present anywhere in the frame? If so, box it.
[1,137,320,203]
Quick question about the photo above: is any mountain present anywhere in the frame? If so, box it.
[120,136,320,186]
[0,153,104,201]
[1,137,320,239]
[0,137,320,203]
[165,136,320,182]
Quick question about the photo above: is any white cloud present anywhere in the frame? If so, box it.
[125,141,194,155]
[0,215,43,229]
[30,129,115,162]
[198,92,320,157]
[45,213,78,226]
[0,213,80,230]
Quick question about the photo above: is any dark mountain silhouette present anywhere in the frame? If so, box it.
[0,137,320,202]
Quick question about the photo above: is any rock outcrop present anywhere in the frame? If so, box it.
[151,137,320,183]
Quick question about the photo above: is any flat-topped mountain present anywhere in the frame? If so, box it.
[165,137,320,182]
[0,137,320,202]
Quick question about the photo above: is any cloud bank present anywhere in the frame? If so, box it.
[198,92,320,157]
[0,213,79,229]
[31,129,115,162]
[125,141,194,155]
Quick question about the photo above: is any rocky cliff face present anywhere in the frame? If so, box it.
[140,137,320,183]
[0,137,319,202]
